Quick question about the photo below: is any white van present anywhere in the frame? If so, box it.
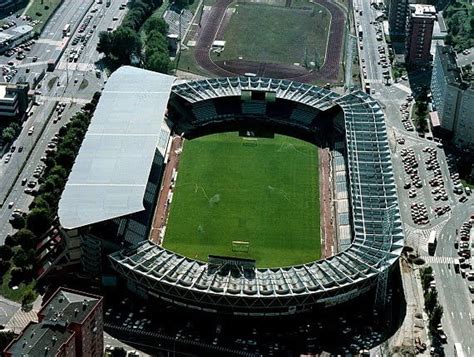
[28,126,34,135]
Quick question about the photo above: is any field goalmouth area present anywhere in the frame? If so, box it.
[162,132,321,268]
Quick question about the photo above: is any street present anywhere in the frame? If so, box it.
[0,0,127,243]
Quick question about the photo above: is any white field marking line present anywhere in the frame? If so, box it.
[67,183,145,187]
[309,0,332,67]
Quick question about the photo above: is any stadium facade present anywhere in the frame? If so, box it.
[58,67,404,316]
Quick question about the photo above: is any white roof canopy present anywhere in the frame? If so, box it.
[58,66,175,229]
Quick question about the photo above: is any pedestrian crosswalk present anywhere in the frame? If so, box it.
[404,219,449,254]
[421,256,456,264]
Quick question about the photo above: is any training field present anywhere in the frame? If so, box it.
[213,3,331,65]
[163,132,321,268]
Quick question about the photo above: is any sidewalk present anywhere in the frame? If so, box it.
[388,258,430,355]
[4,295,42,333]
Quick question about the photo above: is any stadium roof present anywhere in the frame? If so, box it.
[58,66,175,229]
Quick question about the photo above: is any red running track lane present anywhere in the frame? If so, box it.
[194,0,345,83]
[150,136,184,245]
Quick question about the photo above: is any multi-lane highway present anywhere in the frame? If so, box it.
[0,0,128,243]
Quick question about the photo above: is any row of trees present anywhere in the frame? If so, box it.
[0,95,99,304]
[444,0,474,52]
[420,267,444,335]
[143,16,170,73]
[97,0,170,73]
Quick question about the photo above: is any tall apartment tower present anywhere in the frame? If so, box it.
[431,45,474,151]
[386,0,410,36]
[405,4,437,66]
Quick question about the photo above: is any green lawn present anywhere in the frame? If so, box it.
[25,0,63,33]
[212,3,331,65]
[163,132,321,268]
[0,267,36,303]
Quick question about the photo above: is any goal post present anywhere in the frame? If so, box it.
[232,240,250,253]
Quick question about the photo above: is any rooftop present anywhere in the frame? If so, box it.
[4,288,102,357]
[409,4,436,18]
[0,83,17,101]
[5,322,73,357]
[39,289,101,324]
[436,45,473,88]
[58,66,175,229]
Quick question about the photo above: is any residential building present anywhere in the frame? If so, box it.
[3,288,104,357]
[386,0,410,37]
[0,82,29,119]
[431,45,474,151]
[406,4,436,66]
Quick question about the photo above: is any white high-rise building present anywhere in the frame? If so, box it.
[431,45,474,151]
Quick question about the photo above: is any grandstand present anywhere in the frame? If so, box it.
[105,75,405,315]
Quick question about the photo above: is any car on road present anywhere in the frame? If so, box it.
[27,180,37,188]
[28,126,34,135]
[8,201,14,208]
[21,178,27,185]
[18,146,23,152]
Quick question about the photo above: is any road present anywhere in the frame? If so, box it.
[0,0,128,243]
[352,0,474,354]
[430,204,474,355]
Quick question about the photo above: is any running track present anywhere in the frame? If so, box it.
[194,0,346,83]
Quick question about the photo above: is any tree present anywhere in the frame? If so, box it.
[2,127,16,142]
[145,51,170,74]
[97,31,114,56]
[26,208,52,236]
[49,165,68,179]
[0,245,13,261]
[144,16,168,35]
[13,248,29,267]
[421,267,433,291]
[39,174,65,195]
[30,196,51,211]
[0,259,10,275]
[4,234,18,247]
[429,304,443,332]
[55,147,77,170]
[424,289,438,314]
[110,26,142,64]
[21,290,36,310]
[10,215,26,230]
[15,229,36,250]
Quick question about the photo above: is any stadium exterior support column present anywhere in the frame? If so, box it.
[375,205,396,315]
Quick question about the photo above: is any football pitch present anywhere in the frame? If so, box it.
[212,3,331,65]
[163,132,321,268]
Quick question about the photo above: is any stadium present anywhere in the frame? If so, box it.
[58,66,404,316]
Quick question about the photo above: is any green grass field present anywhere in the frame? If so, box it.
[163,133,321,268]
[212,3,331,65]
[25,0,63,33]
